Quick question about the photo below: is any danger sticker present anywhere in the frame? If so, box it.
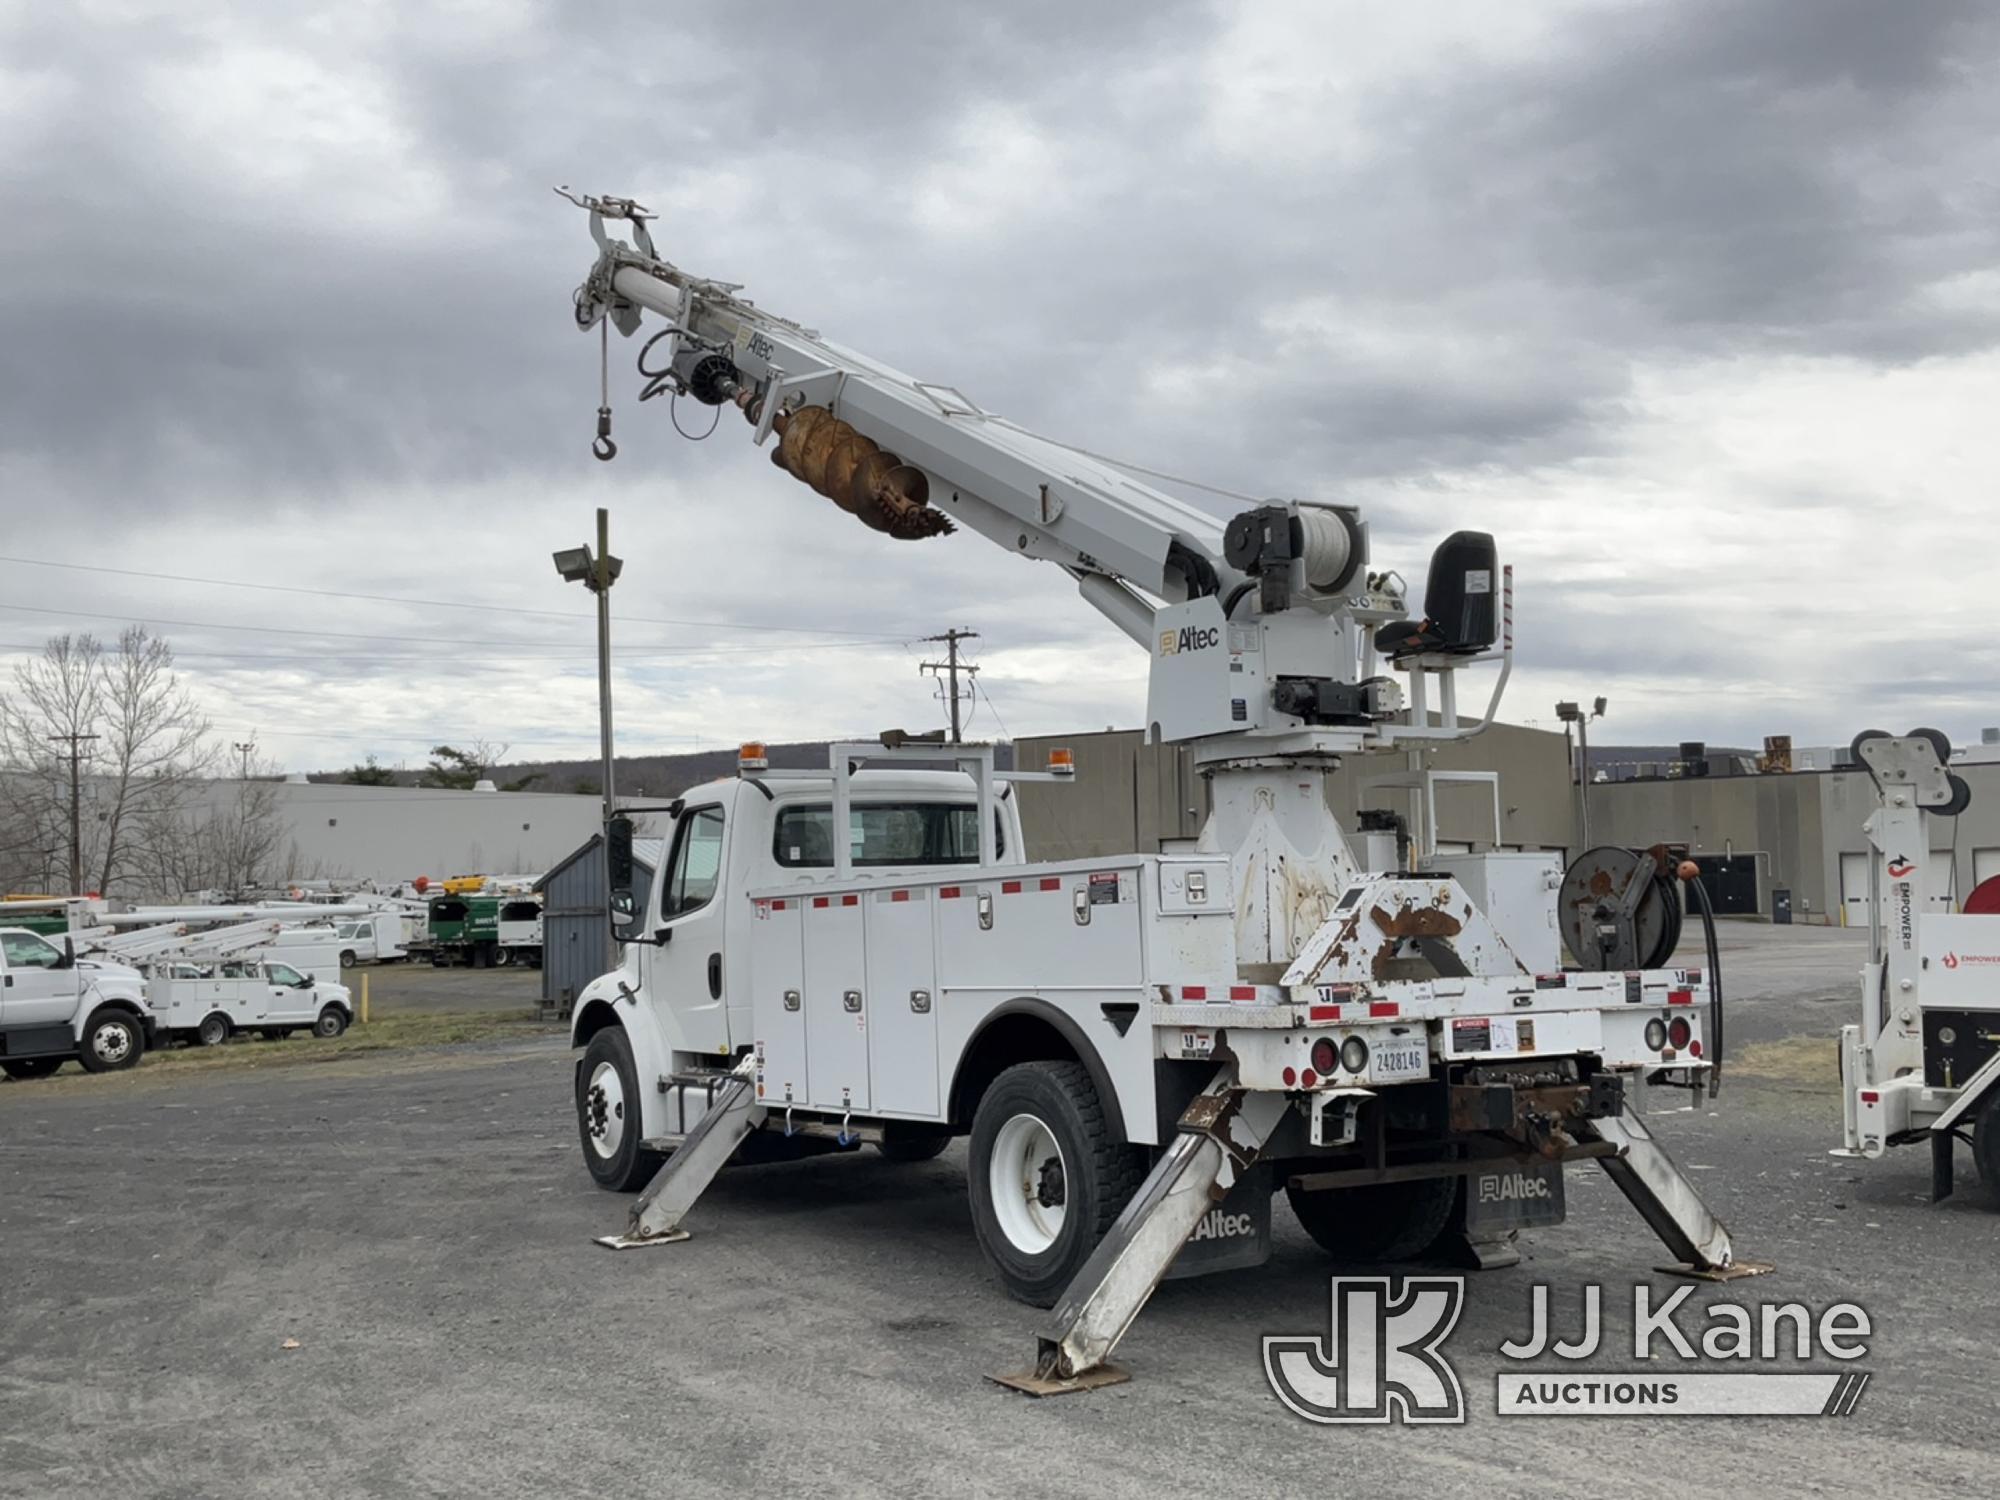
[1089,871,1120,905]
[1452,1018,1491,1053]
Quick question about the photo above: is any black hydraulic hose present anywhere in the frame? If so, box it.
[1683,873,1724,1097]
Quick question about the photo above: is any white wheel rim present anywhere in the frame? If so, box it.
[585,1060,626,1159]
[93,1022,131,1063]
[991,1112,1067,1255]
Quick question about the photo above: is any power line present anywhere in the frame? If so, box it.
[0,555,909,639]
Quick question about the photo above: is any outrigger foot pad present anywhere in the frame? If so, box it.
[988,1363,1131,1397]
[594,1228,692,1251]
[1656,1259,1774,1283]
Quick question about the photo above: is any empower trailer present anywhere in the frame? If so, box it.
[557,190,1760,1391]
[1835,729,2000,1199]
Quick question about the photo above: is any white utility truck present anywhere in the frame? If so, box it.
[559,191,1756,1391]
[0,927,153,1078]
[1835,729,2000,1200]
[73,915,357,1047]
[496,897,545,968]
[331,912,408,968]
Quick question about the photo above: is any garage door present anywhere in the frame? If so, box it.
[1839,852,1871,926]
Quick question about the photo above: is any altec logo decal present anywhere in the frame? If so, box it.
[1886,855,1916,879]
[1158,624,1221,656]
[1479,1172,1554,1205]
[1189,1208,1255,1243]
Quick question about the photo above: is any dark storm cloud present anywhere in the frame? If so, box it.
[5,0,1994,519]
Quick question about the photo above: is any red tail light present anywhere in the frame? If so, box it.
[1309,1038,1338,1075]
[1667,1017,1692,1050]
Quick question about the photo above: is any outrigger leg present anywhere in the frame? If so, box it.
[597,1057,764,1251]
[992,1067,1288,1395]
[1587,1110,1773,1282]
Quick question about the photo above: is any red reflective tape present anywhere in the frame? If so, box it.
[841,894,858,907]
[891,889,910,903]
[1860,1091,1880,1104]
[1229,986,1256,1001]
[769,900,786,912]
[1002,880,1023,895]
[1308,1004,1340,1022]
[1039,877,1062,892]
[812,897,828,909]
[939,886,961,900]
[1668,989,1694,1006]
[1369,1001,1399,1018]
[1181,985,1207,1001]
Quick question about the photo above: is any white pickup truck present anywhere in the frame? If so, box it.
[0,926,154,1079]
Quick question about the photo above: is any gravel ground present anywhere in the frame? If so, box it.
[2,924,1995,1499]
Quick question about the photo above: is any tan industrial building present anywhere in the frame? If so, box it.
[1012,725,2000,927]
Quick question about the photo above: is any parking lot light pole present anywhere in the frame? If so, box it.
[552,508,624,829]
[1555,696,1608,850]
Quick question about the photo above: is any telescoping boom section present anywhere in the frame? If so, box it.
[558,194,1764,1391]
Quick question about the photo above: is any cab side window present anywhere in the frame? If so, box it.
[664,807,726,918]
[1,932,61,968]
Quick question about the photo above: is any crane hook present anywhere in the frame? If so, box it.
[593,406,617,462]
[591,318,617,460]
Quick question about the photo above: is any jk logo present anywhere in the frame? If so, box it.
[1263,1277,1466,1424]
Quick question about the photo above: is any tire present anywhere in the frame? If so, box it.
[196,1012,231,1048]
[494,949,512,968]
[1973,1091,2000,1210]
[314,1006,349,1039]
[339,950,356,970]
[76,1008,145,1074]
[1285,1176,1458,1262]
[576,1027,666,1192]
[967,1060,1146,1307]
[260,1027,289,1041]
[876,1130,952,1164]
[1,1057,64,1081]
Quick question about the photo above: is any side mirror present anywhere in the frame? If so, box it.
[607,815,641,941]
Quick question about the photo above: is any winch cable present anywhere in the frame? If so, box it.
[1682,869,1724,1098]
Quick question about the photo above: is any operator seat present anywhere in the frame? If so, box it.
[1373,530,1500,661]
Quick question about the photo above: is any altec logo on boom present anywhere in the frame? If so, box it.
[1158,624,1220,656]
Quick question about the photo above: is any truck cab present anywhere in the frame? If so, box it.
[0,926,153,1079]
[570,765,1025,1181]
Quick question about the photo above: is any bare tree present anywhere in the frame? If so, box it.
[94,627,216,893]
[0,629,216,897]
[134,760,292,899]
[0,634,106,893]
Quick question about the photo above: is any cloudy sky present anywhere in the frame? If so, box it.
[3,0,1996,773]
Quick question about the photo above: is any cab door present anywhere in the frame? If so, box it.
[649,804,732,1054]
[0,931,80,1027]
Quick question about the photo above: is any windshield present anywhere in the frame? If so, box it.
[772,803,1005,869]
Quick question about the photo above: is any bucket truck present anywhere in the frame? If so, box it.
[555,190,1761,1392]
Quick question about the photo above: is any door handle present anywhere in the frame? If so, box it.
[707,953,722,1000]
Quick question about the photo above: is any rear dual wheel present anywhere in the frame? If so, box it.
[1284,1177,1457,1262]
[967,1061,1146,1307]
[1,1057,64,1081]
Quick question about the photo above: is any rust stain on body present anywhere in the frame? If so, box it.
[1369,904,1463,939]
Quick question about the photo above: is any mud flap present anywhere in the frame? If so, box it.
[1163,1164,1272,1281]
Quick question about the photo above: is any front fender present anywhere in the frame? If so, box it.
[571,976,675,1141]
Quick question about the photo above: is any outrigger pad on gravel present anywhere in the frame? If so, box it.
[1657,1259,1775,1283]
[987,1363,1132,1397]
[594,1229,691,1251]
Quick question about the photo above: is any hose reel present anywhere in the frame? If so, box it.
[1559,845,1685,971]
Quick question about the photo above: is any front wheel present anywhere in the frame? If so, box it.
[77,1008,145,1074]
[967,1060,1146,1307]
[1,1057,64,1081]
[1973,1092,2000,1210]
[576,1027,666,1191]
[314,1007,349,1039]
[1284,1176,1457,1262]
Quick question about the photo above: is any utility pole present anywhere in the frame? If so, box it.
[232,740,257,780]
[48,731,99,894]
[920,629,980,744]
[552,507,624,828]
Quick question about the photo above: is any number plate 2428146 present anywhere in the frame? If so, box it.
[1369,1040,1429,1082]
